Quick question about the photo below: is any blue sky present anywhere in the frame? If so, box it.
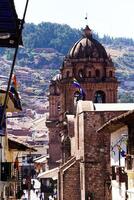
[14,0,134,39]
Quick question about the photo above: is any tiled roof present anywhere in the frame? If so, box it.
[8,134,36,151]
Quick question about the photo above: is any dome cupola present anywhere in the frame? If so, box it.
[69,25,108,60]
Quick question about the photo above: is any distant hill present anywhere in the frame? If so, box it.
[22,22,134,54]
[0,22,134,103]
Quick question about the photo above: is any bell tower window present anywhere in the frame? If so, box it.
[94,90,105,103]
[66,71,70,78]
[88,71,91,78]
[95,69,100,78]
[57,102,60,111]
[78,69,84,79]
[109,71,113,77]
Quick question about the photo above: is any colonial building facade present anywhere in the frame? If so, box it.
[46,26,134,200]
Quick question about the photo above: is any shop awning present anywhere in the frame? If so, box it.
[38,167,59,180]
[0,0,22,47]
[34,155,49,163]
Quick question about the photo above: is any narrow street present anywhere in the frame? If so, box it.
[21,179,42,200]
[21,190,40,200]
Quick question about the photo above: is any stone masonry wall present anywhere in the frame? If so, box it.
[48,126,62,169]
[83,111,125,200]
[60,160,81,200]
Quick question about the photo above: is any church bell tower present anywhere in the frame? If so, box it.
[46,25,118,167]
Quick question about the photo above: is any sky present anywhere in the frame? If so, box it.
[14,0,134,39]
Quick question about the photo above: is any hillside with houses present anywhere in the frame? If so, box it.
[0,22,134,149]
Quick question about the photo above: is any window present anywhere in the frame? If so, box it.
[88,71,91,78]
[22,156,25,162]
[78,69,84,79]
[109,71,113,77]
[94,90,105,103]
[57,102,60,111]
[95,69,100,78]
[66,71,70,78]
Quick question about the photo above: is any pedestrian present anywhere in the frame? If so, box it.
[39,193,43,200]
[36,190,39,196]
[48,195,53,200]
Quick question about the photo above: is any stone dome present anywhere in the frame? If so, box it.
[69,26,108,59]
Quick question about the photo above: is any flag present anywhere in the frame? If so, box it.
[72,78,85,100]
[14,156,19,170]
[72,78,81,88]
[10,75,22,111]
[12,74,17,89]
[79,88,85,100]
[120,150,126,157]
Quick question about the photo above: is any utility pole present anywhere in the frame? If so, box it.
[28,149,32,200]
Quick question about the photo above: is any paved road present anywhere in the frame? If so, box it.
[21,179,42,200]
[21,189,43,200]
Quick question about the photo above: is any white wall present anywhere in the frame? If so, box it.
[111,126,128,167]
[111,126,128,200]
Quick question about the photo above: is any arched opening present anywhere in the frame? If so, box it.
[94,90,106,103]
[74,90,85,105]
[62,136,71,162]
[88,71,91,78]
[78,69,84,79]
[66,71,70,78]
[109,70,113,77]
[95,69,100,78]
[57,102,60,111]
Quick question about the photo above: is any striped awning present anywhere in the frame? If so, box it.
[0,0,22,47]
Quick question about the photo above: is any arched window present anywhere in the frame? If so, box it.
[95,69,100,78]
[62,136,71,162]
[94,90,105,103]
[74,90,85,105]
[57,102,60,111]
[88,71,91,78]
[78,69,84,79]
[109,71,113,77]
[66,71,70,78]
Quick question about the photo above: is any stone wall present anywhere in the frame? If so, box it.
[48,125,62,169]
[59,159,81,200]
[73,110,124,200]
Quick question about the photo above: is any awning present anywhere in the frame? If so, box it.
[38,167,59,180]
[0,0,22,47]
[8,134,37,151]
[34,155,49,163]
